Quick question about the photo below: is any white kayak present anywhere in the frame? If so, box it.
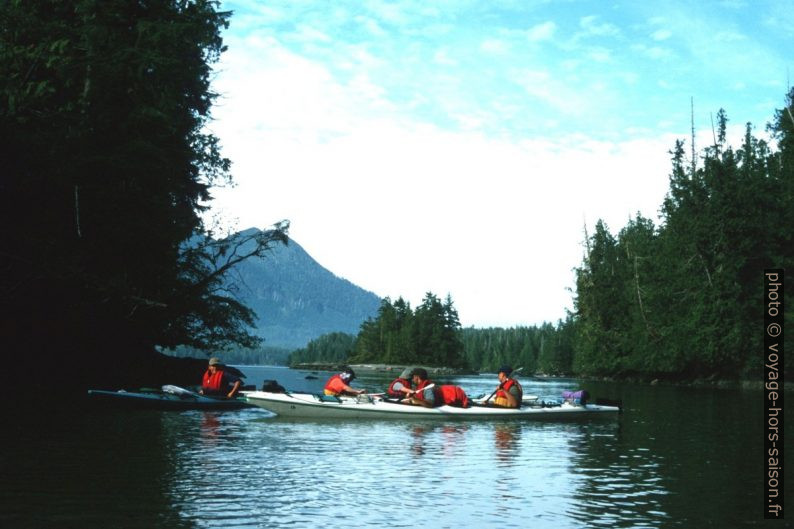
[242,391,620,420]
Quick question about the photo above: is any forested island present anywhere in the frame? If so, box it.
[2,2,791,398]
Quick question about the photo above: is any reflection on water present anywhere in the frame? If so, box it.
[1,366,785,528]
[493,423,520,466]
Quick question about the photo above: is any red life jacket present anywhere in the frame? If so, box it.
[324,374,348,395]
[439,385,470,408]
[387,377,411,398]
[495,378,523,405]
[414,379,435,403]
[202,369,225,393]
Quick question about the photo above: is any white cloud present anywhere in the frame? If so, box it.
[363,0,410,24]
[651,29,672,41]
[632,43,674,60]
[579,15,620,37]
[511,69,589,116]
[713,30,746,42]
[206,39,676,326]
[587,47,612,62]
[206,0,787,327]
[433,48,458,66]
[290,24,332,43]
[355,15,387,36]
[527,21,556,42]
[481,38,509,53]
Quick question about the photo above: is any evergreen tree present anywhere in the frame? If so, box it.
[569,94,793,380]
[288,332,356,366]
[0,1,287,383]
[350,293,466,367]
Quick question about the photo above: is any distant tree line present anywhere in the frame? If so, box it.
[287,294,575,373]
[351,293,467,367]
[288,293,468,368]
[288,332,356,365]
[460,319,575,374]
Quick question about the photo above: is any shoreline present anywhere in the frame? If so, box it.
[290,363,478,376]
[289,363,791,390]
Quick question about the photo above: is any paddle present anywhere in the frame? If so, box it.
[163,384,240,401]
[161,384,200,399]
[371,384,435,398]
[482,367,524,405]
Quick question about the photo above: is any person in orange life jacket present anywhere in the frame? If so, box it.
[402,368,470,408]
[323,366,365,396]
[200,357,242,398]
[490,365,523,408]
[386,367,414,398]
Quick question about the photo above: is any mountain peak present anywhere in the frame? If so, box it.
[226,233,380,349]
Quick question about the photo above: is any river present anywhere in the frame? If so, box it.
[1,366,788,528]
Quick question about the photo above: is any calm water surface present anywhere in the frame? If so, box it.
[1,366,789,528]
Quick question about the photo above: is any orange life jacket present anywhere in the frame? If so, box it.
[202,369,225,394]
[387,377,411,398]
[439,385,470,408]
[495,378,523,407]
[324,374,348,395]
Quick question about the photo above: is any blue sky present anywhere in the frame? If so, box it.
[206,0,792,327]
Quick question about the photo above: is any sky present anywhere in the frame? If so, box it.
[204,0,793,328]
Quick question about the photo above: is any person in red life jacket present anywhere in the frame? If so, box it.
[489,365,523,408]
[402,368,436,407]
[402,368,470,408]
[323,366,365,396]
[438,384,470,408]
[386,367,414,399]
[200,357,242,399]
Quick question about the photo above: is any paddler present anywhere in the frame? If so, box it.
[323,366,365,396]
[200,357,242,399]
[402,368,470,408]
[386,367,414,399]
[489,365,523,408]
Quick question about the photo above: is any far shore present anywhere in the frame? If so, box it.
[290,363,478,376]
[288,362,792,390]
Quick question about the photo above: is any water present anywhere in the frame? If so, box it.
[1,366,789,528]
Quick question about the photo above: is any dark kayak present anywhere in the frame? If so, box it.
[87,385,254,411]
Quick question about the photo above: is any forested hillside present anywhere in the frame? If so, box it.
[571,99,793,380]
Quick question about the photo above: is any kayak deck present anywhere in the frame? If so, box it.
[87,388,254,411]
[242,391,619,420]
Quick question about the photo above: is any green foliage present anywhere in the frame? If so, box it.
[350,293,468,367]
[165,344,292,366]
[571,93,794,380]
[460,319,575,375]
[287,332,357,366]
[0,1,287,369]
